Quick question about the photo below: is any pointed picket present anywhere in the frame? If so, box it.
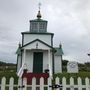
[85,77,90,90]
[78,77,82,90]
[32,77,36,90]
[1,77,6,90]
[0,76,90,90]
[62,77,66,90]
[23,78,27,90]
[48,77,52,90]
[70,77,74,90]
[18,78,23,90]
[55,77,60,90]
[40,77,44,90]
[9,77,14,90]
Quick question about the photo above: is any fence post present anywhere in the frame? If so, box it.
[85,77,90,90]
[48,77,52,90]
[9,77,14,90]
[62,77,66,90]
[23,78,27,90]
[55,77,60,90]
[78,77,82,90]
[70,77,74,90]
[40,77,44,90]
[18,78,22,90]
[1,77,6,90]
[32,77,36,90]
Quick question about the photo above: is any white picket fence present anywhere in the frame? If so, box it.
[0,77,90,90]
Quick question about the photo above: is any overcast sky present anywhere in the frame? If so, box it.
[0,0,90,63]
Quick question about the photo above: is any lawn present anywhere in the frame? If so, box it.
[0,70,90,84]
[53,71,90,84]
[0,70,18,84]
[54,71,90,78]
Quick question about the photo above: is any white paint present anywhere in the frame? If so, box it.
[23,49,26,64]
[17,30,63,76]
[17,55,21,73]
[23,40,51,50]
[17,64,24,77]
[48,50,51,77]
[54,56,62,73]
[23,34,52,46]
[25,50,33,72]
[0,77,90,90]
[43,51,49,72]
[21,49,52,73]
[67,61,79,73]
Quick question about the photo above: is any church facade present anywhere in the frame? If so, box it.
[16,10,63,78]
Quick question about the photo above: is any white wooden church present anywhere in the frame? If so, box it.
[16,8,63,81]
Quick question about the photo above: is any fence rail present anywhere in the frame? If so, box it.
[0,77,90,90]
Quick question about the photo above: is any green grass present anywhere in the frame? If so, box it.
[54,71,90,78]
[0,70,18,84]
[53,71,90,84]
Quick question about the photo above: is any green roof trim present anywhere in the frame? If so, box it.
[21,31,54,36]
[54,47,64,56]
[30,19,47,22]
[16,47,21,55]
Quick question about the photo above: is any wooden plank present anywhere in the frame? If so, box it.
[23,78,27,90]
[85,77,90,90]
[62,77,66,90]
[78,77,82,90]
[48,77,52,90]
[40,77,44,90]
[55,77,60,90]
[9,77,14,90]
[18,78,22,90]
[1,77,6,90]
[70,77,74,90]
[32,77,36,90]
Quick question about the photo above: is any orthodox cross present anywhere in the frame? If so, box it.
[38,3,41,11]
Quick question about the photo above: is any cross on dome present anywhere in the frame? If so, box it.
[38,2,41,11]
[37,3,42,19]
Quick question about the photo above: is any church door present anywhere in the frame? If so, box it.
[33,52,43,73]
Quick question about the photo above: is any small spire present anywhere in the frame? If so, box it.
[59,43,62,48]
[37,3,42,19]
[18,42,21,48]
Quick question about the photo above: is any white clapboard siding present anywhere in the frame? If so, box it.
[0,77,90,90]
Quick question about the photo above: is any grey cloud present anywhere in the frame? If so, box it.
[0,0,90,63]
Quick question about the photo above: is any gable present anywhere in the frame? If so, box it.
[22,39,53,50]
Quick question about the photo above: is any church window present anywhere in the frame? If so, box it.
[31,22,38,32]
[39,23,45,29]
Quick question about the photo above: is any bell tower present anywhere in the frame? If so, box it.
[30,3,47,33]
